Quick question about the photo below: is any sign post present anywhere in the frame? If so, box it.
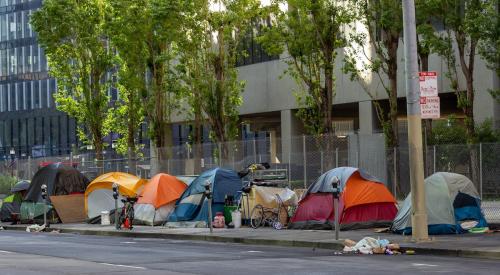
[419,71,440,119]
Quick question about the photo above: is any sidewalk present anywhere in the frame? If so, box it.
[2,222,500,260]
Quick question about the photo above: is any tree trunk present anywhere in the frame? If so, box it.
[193,109,203,174]
[386,34,400,196]
[127,124,137,175]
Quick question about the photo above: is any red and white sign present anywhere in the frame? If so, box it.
[419,71,438,97]
[420,96,440,119]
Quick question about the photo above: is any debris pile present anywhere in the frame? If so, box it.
[342,237,408,255]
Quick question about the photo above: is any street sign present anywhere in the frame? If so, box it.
[419,71,438,97]
[420,96,440,119]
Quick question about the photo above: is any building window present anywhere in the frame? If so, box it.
[26,81,31,109]
[236,20,279,67]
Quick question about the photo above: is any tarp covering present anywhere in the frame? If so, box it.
[289,167,397,230]
[392,172,488,235]
[134,173,187,225]
[24,163,89,203]
[168,168,241,223]
[85,172,147,219]
[11,180,30,193]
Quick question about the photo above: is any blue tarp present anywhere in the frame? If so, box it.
[168,168,241,222]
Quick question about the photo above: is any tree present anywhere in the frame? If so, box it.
[344,0,403,191]
[422,0,497,186]
[106,0,193,174]
[106,0,149,174]
[477,2,500,101]
[31,0,115,163]
[181,0,260,160]
[258,0,355,136]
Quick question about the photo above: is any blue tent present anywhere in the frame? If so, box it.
[168,168,242,223]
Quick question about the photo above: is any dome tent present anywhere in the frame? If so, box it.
[0,180,30,222]
[21,163,89,223]
[85,172,147,219]
[289,167,397,230]
[392,172,488,235]
[167,168,241,226]
[134,173,187,225]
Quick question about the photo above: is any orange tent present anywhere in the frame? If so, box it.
[134,173,187,225]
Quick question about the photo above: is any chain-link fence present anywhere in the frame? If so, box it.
[1,135,499,223]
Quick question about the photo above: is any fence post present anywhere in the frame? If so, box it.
[253,139,257,164]
[335,147,339,167]
[320,150,324,174]
[303,135,307,188]
[288,137,291,188]
[479,143,483,200]
[27,156,31,179]
[433,145,436,173]
[218,143,222,166]
[357,134,361,167]
[393,147,397,198]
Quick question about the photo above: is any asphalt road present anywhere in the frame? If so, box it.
[0,231,499,275]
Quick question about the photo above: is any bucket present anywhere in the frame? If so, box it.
[101,211,110,225]
[231,210,241,229]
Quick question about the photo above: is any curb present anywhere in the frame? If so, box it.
[3,225,500,260]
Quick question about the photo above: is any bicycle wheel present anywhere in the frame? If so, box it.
[250,204,264,229]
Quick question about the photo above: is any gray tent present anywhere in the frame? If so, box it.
[392,172,488,235]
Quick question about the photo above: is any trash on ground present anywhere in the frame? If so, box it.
[342,236,402,256]
[26,224,46,232]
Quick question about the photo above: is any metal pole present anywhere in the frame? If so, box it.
[27,156,31,179]
[288,137,291,188]
[253,139,257,164]
[335,147,339,167]
[393,147,397,197]
[43,197,47,226]
[479,143,483,200]
[334,197,339,240]
[302,135,307,188]
[433,145,436,173]
[205,181,213,234]
[320,151,324,174]
[403,0,428,241]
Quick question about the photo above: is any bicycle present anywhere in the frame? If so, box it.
[250,194,289,230]
[116,196,139,230]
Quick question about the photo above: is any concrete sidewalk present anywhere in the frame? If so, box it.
[2,222,500,260]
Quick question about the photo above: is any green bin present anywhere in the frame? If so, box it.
[223,205,238,225]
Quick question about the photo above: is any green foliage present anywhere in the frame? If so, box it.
[0,174,17,195]
[31,0,115,159]
[344,0,403,147]
[181,0,259,145]
[258,0,356,135]
[430,116,500,145]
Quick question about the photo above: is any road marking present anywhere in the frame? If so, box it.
[245,250,263,253]
[412,263,438,267]
[99,263,146,270]
[0,250,13,254]
[120,241,137,244]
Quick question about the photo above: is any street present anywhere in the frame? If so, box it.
[0,231,499,274]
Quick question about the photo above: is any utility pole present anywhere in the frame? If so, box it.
[402,0,428,241]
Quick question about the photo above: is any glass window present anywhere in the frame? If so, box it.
[17,82,23,110]
[17,46,23,74]
[23,11,30,38]
[40,47,47,71]
[8,12,15,40]
[0,85,3,112]
[0,14,7,42]
[16,11,22,39]
[26,81,31,109]
[33,80,39,108]
[0,49,7,76]
[41,79,47,108]
[20,118,26,148]
[9,48,16,75]
[3,84,7,112]
[24,46,30,73]
[32,45,39,71]
[9,83,14,111]
[51,116,58,146]
[49,78,56,106]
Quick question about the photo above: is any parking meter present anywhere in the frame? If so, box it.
[331,176,340,240]
[204,181,213,233]
[112,183,119,229]
[41,184,48,226]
